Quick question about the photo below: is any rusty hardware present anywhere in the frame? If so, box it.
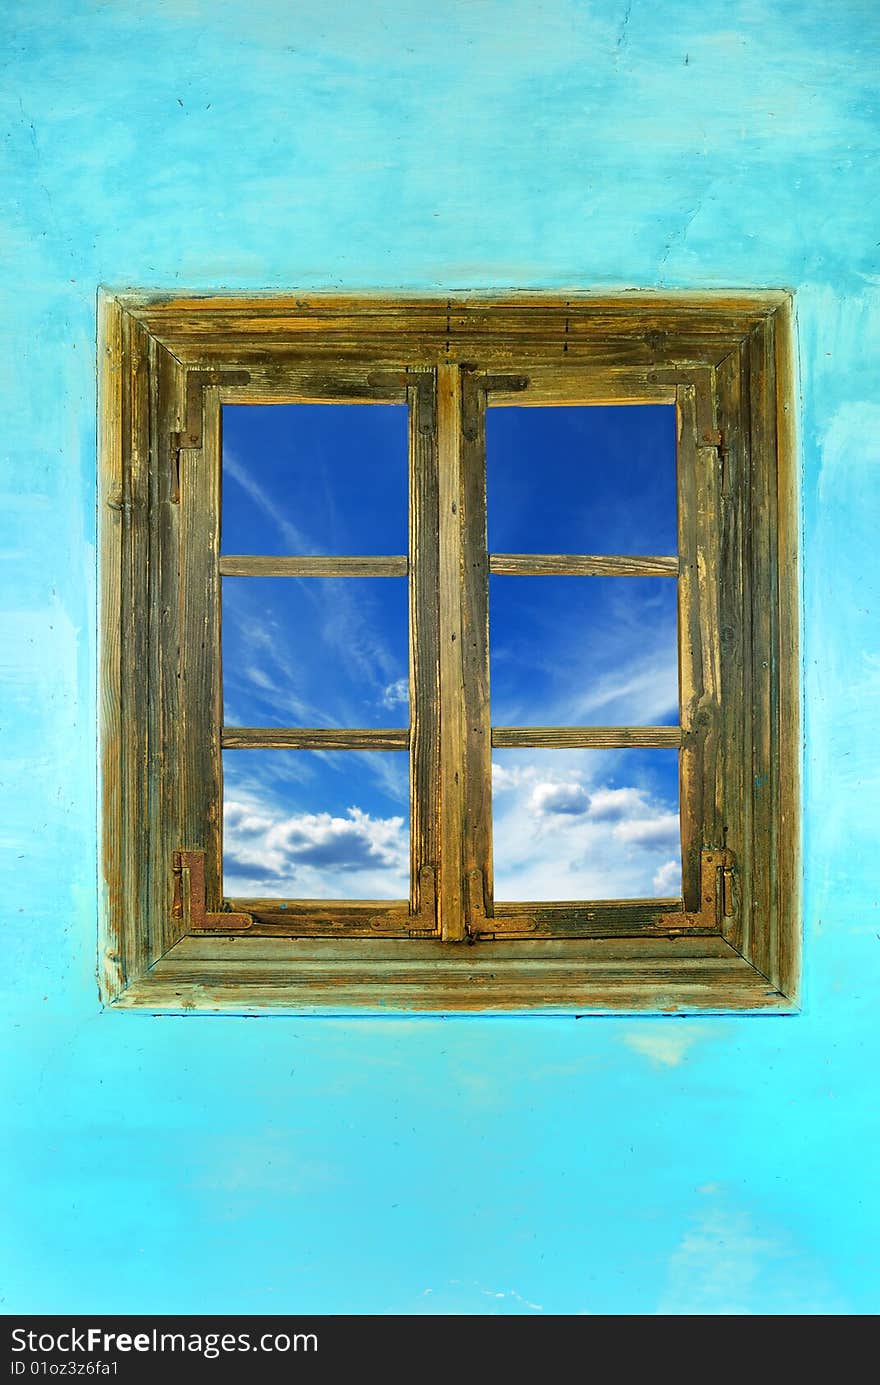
[369,864,438,936]
[366,370,436,432]
[462,369,530,442]
[170,369,251,501]
[700,428,727,464]
[172,849,253,931]
[177,369,252,449]
[465,868,537,939]
[662,848,736,930]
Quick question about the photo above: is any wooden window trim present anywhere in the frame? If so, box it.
[99,290,800,1013]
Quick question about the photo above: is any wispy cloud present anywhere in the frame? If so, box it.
[490,578,680,730]
[223,448,408,726]
[381,677,409,710]
[224,449,318,554]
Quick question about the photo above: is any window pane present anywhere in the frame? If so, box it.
[492,748,681,901]
[222,576,408,729]
[222,403,408,556]
[223,749,409,900]
[489,575,678,726]
[486,403,677,555]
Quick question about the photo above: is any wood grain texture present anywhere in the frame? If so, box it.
[715,342,751,958]
[99,291,800,1010]
[491,725,681,748]
[180,386,224,909]
[227,894,701,938]
[112,934,789,1013]
[459,370,495,932]
[676,382,723,911]
[773,298,801,1002]
[224,900,411,937]
[221,727,408,750]
[407,370,441,920]
[151,339,189,956]
[485,364,676,406]
[125,292,786,375]
[219,555,407,577]
[747,315,779,987]
[436,364,467,939]
[120,312,153,981]
[489,554,679,576]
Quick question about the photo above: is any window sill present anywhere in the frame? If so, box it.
[108,934,795,1014]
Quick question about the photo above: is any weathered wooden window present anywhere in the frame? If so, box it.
[99,293,799,1012]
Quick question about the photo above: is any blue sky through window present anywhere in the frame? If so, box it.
[486,403,677,554]
[487,403,680,898]
[489,575,678,727]
[222,403,408,555]
[223,576,409,729]
[221,400,681,901]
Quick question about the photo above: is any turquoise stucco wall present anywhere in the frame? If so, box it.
[2,0,878,1313]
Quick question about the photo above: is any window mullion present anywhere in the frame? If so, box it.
[458,368,494,936]
[436,364,467,939]
[408,367,442,930]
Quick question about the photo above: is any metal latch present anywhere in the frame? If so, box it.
[170,369,251,501]
[370,864,438,936]
[172,849,252,931]
[465,868,537,939]
[663,848,736,929]
[366,370,436,431]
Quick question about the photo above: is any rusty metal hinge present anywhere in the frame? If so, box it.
[701,428,728,464]
[369,864,438,936]
[170,368,251,502]
[465,868,537,939]
[172,849,253,931]
[366,370,436,432]
[663,848,736,930]
[701,427,731,496]
[462,369,530,442]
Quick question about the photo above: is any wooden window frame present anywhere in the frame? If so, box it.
[99,290,800,1013]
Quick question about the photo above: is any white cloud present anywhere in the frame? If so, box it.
[223,796,408,899]
[529,781,590,815]
[653,858,681,895]
[613,811,680,849]
[491,752,681,901]
[566,659,680,728]
[586,786,646,821]
[491,760,535,792]
[381,678,409,709]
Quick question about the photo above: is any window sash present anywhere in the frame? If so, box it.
[202,362,725,941]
